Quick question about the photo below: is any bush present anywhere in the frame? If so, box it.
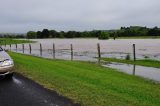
[125,54,130,60]
[27,31,37,39]
[144,55,149,59]
[98,32,110,40]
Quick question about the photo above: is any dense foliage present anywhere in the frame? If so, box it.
[98,31,110,39]
[27,31,37,39]
[110,26,160,37]
[26,26,160,39]
[0,33,25,38]
[0,26,159,39]
[27,29,105,39]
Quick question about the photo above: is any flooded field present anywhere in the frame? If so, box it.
[4,38,160,61]
[3,38,160,82]
[103,62,160,82]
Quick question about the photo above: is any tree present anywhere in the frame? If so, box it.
[49,30,57,38]
[148,26,160,36]
[42,29,50,38]
[37,31,42,38]
[81,31,90,37]
[27,31,36,39]
[59,31,65,38]
[98,31,110,40]
[65,31,76,38]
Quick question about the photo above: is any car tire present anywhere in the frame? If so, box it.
[6,73,13,79]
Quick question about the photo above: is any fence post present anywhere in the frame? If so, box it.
[97,43,101,64]
[133,44,136,61]
[71,44,73,61]
[53,43,55,59]
[22,44,24,53]
[40,43,42,56]
[29,44,32,54]
[15,44,17,52]
[10,44,11,51]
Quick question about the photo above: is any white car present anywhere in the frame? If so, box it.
[0,47,14,78]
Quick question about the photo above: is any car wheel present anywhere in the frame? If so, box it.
[6,73,13,79]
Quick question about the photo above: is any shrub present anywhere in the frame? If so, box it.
[98,32,110,40]
[125,54,130,60]
[144,55,149,59]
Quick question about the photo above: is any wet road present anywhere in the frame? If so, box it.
[0,73,80,106]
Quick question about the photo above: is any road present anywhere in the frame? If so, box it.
[0,73,80,106]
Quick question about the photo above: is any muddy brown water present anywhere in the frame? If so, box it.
[4,38,160,61]
[3,38,160,82]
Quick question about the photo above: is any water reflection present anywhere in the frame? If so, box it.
[103,62,160,82]
[133,64,135,75]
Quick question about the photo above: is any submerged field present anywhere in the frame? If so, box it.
[117,36,160,39]
[102,58,160,68]
[0,38,33,45]
[10,52,160,106]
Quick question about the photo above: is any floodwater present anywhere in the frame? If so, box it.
[103,62,160,82]
[4,38,160,61]
[3,38,160,82]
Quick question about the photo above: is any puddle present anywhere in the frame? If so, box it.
[13,77,23,86]
[102,62,160,82]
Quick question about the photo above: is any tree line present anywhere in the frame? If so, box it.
[0,26,159,39]
[0,34,25,38]
[110,26,160,38]
[27,26,160,39]
[27,29,110,39]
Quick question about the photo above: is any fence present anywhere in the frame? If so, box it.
[1,43,138,63]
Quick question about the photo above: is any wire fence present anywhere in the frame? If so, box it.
[2,41,159,63]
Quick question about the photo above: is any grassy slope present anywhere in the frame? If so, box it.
[103,58,160,68]
[0,38,33,45]
[10,52,160,106]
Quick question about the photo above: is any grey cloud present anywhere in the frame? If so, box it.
[0,0,160,32]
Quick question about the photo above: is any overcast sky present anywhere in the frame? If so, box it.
[0,0,160,33]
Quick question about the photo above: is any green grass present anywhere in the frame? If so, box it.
[103,58,160,68]
[9,52,160,106]
[0,38,33,45]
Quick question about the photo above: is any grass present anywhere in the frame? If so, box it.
[102,58,160,68]
[9,52,160,106]
[0,38,33,45]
